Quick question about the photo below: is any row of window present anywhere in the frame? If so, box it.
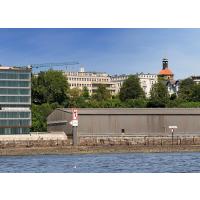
[70,83,92,87]
[0,72,30,80]
[0,96,31,103]
[0,119,31,126]
[139,75,157,78]
[0,127,30,134]
[68,77,109,82]
[0,89,30,95]
[66,72,107,77]
[111,77,128,81]
[0,112,30,118]
[0,81,30,87]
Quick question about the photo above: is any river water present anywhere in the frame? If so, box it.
[0,152,200,172]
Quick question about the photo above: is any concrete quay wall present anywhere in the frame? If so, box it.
[0,132,71,149]
[79,135,200,146]
[0,132,67,141]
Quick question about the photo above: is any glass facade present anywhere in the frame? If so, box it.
[0,128,30,135]
[0,111,30,118]
[0,80,30,87]
[0,88,30,95]
[0,96,31,103]
[0,68,31,135]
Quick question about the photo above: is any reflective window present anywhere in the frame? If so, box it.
[0,119,31,126]
[0,88,30,95]
[0,127,30,134]
[0,81,30,87]
[0,112,30,118]
[0,72,30,79]
[0,96,31,103]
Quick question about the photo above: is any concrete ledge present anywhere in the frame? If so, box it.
[0,132,67,141]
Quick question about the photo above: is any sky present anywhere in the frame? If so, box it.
[0,28,200,79]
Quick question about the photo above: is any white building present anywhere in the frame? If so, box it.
[166,80,180,96]
[138,73,158,97]
[110,74,130,94]
[64,68,116,96]
[111,73,158,97]
[191,76,200,84]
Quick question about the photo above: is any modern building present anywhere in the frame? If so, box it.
[64,67,116,96]
[0,65,31,134]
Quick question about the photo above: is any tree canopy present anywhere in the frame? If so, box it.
[82,86,90,99]
[119,75,145,101]
[32,70,69,105]
[31,71,200,132]
[147,80,169,107]
[178,78,195,101]
[92,84,111,101]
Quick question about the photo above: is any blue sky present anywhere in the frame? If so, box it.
[0,28,200,79]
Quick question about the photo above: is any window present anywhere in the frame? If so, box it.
[121,129,125,134]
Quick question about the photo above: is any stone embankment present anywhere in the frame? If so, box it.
[1,133,200,156]
[79,135,200,146]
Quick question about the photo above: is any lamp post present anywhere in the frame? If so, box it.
[169,126,178,146]
[171,128,174,145]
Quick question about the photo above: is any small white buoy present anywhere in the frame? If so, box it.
[73,165,77,169]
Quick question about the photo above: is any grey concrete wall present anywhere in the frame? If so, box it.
[78,114,200,136]
[47,108,200,136]
[47,109,72,135]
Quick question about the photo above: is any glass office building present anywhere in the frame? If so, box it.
[0,66,31,134]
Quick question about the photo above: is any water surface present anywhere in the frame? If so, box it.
[0,152,200,172]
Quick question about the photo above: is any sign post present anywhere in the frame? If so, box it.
[70,109,79,146]
[169,126,178,145]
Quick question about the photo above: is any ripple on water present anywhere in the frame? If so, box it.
[0,152,200,172]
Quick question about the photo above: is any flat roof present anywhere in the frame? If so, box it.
[57,108,200,115]
[0,66,31,72]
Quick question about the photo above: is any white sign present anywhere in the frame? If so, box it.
[169,126,178,129]
[72,109,78,120]
[70,120,78,127]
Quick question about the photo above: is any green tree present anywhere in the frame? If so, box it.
[68,87,86,108]
[31,103,60,132]
[119,75,145,101]
[191,83,200,101]
[178,78,195,101]
[92,84,111,101]
[125,98,148,108]
[69,87,82,99]
[147,80,169,107]
[82,86,90,99]
[32,70,69,105]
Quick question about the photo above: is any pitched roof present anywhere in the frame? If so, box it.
[159,68,173,75]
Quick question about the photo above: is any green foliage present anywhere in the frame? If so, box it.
[31,103,61,132]
[31,71,200,132]
[119,75,145,101]
[32,70,69,105]
[92,84,111,101]
[147,81,169,107]
[178,78,195,101]
[191,84,200,102]
[125,98,148,108]
[82,86,90,99]
[176,101,200,108]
